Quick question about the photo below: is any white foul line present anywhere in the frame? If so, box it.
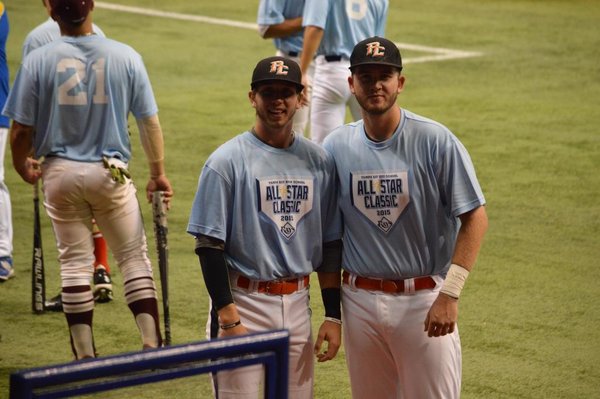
[94,1,482,63]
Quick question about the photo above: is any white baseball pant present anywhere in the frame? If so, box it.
[310,56,362,144]
[206,286,314,399]
[41,158,155,288]
[342,276,462,399]
[0,127,12,258]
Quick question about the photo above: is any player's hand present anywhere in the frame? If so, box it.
[314,319,341,362]
[146,175,174,210]
[423,293,459,337]
[299,75,310,107]
[16,157,42,184]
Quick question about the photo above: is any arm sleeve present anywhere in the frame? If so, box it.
[195,235,234,311]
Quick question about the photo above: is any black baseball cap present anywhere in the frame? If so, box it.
[50,0,93,25]
[350,36,403,71]
[251,56,304,92]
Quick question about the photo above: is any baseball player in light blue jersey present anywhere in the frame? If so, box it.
[257,0,315,136]
[188,56,342,398]
[323,37,488,398]
[21,0,112,311]
[4,0,173,360]
[300,0,388,144]
[0,2,12,282]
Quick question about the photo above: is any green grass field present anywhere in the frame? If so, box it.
[1,0,599,397]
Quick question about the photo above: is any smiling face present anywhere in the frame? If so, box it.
[249,81,302,131]
[349,65,405,116]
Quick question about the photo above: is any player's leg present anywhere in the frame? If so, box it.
[42,158,97,359]
[91,219,113,302]
[210,291,270,399]
[342,285,401,398]
[89,160,162,349]
[282,289,314,399]
[309,58,351,144]
[0,127,13,281]
[391,287,462,398]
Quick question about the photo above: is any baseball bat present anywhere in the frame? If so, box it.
[32,180,46,314]
[152,191,171,345]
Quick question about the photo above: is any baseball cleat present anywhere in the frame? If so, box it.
[45,293,63,312]
[93,265,113,303]
[0,256,14,281]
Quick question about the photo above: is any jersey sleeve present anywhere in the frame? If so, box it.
[187,163,233,242]
[257,0,286,25]
[437,134,486,217]
[2,63,37,126]
[129,53,158,119]
[302,0,329,28]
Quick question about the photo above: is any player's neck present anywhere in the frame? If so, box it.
[59,20,94,37]
[251,125,295,149]
[363,106,402,142]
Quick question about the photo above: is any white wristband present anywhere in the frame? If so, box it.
[440,263,470,299]
[325,317,342,325]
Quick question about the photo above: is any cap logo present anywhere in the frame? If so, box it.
[269,61,289,76]
[366,41,385,58]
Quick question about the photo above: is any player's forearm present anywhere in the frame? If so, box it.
[261,17,303,38]
[136,114,166,178]
[9,121,34,174]
[452,205,488,271]
[300,25,323,73]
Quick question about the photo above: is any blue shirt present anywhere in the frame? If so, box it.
[303,0,388,58]
[257,0,305,54]
[187,131,340,280]
[3,35,158,162]
[323,109,486,279]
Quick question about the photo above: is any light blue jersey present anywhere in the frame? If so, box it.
[187,131,340,281]
[3,35,157,162]
[257,0,305,54]
[323,109,486,279]
[22,17,105,59]
[303,0,388,58]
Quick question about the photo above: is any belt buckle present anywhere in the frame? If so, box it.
[381,279,399,293]
[265,281,282,295]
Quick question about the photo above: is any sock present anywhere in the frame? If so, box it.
[93,227,110,274]
[125,277,162,348]
[62,285,96,359]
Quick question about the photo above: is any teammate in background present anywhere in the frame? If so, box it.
[187,56,342,398]
[21,0,110,308]
[0,2,13,282]
[256,0,314,136]
[4,0,173,359]
[323,36,488,398]
[299,0,388,144]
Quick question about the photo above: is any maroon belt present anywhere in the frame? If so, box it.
[235,275,310,295]
[343,271,436,294]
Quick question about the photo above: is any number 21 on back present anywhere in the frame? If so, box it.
[57,57,108,105]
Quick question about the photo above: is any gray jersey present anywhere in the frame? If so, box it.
[187,131,340,281]
[323,109,485,279]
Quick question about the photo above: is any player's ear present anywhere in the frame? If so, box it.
[249,91,257,108]
[397,75,405,94]
[348,75,356,94]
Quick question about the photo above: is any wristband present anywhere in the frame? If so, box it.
[220,320,241,330]
[440,263,470,299]
[325,317,342,325]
